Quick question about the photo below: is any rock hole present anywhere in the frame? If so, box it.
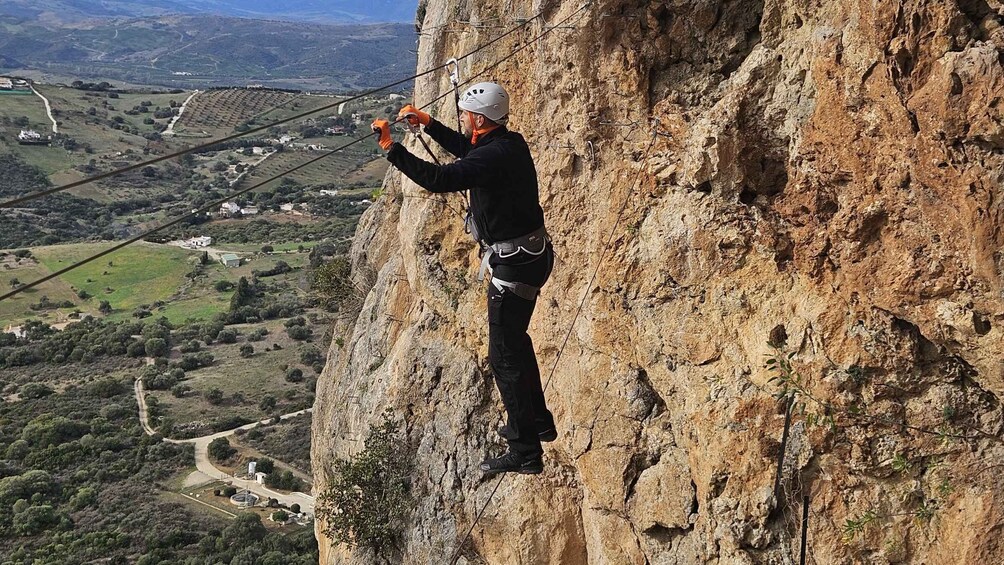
[644,524,681,542]
[739,186,757,205]
[768,325,788,348]
[710,471,729,498]
[694,180,713,193]
[950,72,964,96]
[973,312,992,336]
[818,197,839,220]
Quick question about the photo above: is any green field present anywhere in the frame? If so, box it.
[0,240,322,328]
[0,89,51,131]
[0,241,201,327]
[149,317,318,429]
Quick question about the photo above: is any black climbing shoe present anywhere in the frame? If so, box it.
[480,451,543,475]
[497,424,558,443]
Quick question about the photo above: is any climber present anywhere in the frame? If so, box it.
[372,82,556,475]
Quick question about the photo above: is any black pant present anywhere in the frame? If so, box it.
[486,244,554,457]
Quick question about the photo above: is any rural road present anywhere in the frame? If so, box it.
[134,378,316,514]
[31,85,58,134]
[164,90,200,136]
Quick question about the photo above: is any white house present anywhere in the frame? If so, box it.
[279,203,295,212]
[17,130,49,145]
[4,325,24,338]
[241,206,259,216]
[186,236,212,248]
[219,202,242,217]
[0,78,12,90]
[319,189,339,196]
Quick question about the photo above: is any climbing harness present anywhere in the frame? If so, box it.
[475,225,551,301]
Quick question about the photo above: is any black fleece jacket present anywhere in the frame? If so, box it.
[386,117,545,249]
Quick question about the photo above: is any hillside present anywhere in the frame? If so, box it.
[0,0,417,24]
[312,1,1004,564]
[0,15,416,90]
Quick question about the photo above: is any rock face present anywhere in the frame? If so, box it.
[313,0,1004,563]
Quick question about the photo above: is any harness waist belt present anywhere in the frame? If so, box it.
[489,225,548,257]
[477,225,550,282]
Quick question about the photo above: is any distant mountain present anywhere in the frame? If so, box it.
[0,0,418,24]
[0,14,417,91]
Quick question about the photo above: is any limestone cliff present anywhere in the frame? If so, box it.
[312,0,1004,563]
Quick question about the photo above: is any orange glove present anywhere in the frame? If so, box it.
[398,104,431,127]
[371,119,394,150]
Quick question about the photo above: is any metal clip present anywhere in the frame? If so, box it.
[446,58,461,86]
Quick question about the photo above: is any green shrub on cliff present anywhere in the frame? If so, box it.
[317,410,413,553]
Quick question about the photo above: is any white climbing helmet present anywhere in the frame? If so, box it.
[458,81,509,124]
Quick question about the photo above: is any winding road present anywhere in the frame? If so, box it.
[134,378,315,515]
[31,85,58,134]
[164,90,200,136]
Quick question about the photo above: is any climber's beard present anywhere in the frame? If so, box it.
[461,111,474,138]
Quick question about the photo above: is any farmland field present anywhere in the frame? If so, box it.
[0,240,324,328]
[176,89,339,138]
[234,146,386,192]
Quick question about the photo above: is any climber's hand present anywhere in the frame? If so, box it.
[398,104,430,127]
[371,119,394,151]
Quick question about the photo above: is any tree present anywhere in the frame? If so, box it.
[312,257,354,311]
[290,503,301,514]
[98,300,112,314]
[127,341,147,357]
[218,329,238,344]
[261,244,274,253]
[206,388,224,405]
[256,458,275,474]
[286,326,311,341]
[231,277,254,310]
[240,344,254,358]
[259,395,276,412]
[144,338,168,357]
[318,411,413,552]
[285,368,304,383]
[208,437,235,461]
[13,504,59,535]
[19,383,54,399]
[201,251,210,265]
[9,278,20,290]
[224,512,268,545]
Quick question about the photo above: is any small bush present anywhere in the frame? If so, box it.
[318,410,413,552]
[208,437,235,462]
[285,368,304,383]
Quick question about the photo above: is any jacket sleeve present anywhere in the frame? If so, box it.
[423,117,471,158]
[387,141,497,194]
